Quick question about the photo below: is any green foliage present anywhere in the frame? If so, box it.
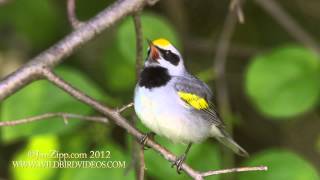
[103,46,136,93]
[238,149,319,180]
[317,135,320,154]
[117,13,180,64]
[130,107,220,180]
[142,137,220,180]
[0,0,61,48]
[104,13,179,92]
[1,66,105,143]
[245,46,320,118]
[10,135,59,180]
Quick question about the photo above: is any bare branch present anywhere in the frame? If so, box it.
[0,0,154,100]
[133,12,144,76]
[213,3,239,170]
[230,0,245,24]
[214,12,237,80]
[130,115,146,180]
[0,112,108,126]
[132,11,145,180]
[253,0,320,54]
[201,166,268,177]
[137,146,145,180]
[67,0,84,29]
[0,0,9,6]
[213,6,238,123]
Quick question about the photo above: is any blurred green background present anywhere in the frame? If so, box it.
[0,0,320,180]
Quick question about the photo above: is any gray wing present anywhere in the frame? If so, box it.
[173,75,224,127]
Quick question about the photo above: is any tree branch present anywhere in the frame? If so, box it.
[0,0,267,179]
[230,0,245,24]
[137,145,145,180]
[0,112,108,126]
[253,0,320,54]
[0,0,156,100]
[213,2,240,174]
[0,0,9,6]
[201,166,268,177]
[67,0,84,29]
[132,11,145,180]
[133,12,144,77]
[118,102,134,113]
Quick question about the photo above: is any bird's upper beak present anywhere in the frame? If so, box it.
[147,40,159,61]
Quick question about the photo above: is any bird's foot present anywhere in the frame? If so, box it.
[139,132,155,150]
[171,154,186,174]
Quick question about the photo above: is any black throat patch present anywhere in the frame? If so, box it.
[139,66,171,89]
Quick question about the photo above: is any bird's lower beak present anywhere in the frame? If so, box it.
[148,40,159,61]
[150,45,159,61]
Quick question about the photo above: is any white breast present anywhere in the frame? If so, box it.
[134,84,211,144]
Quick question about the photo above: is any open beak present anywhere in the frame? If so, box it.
[147,39,159,61]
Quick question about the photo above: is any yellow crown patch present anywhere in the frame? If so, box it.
[152,38,171,47]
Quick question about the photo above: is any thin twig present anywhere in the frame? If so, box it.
[67,0,84,29]
[131,115,146,180]
[213,4,238,125]
[0,0,9,5]
[118,102,134,113]
[201,166,268,177]
[213,4,239,174]
[253,0,320,54]
[230,0,245,24]
[137,146,145,180]
[133,12,144,77]
[0,112,108,126]
[132,11,145,180]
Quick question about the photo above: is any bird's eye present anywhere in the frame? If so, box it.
[164,50,180,66]
[157,48,180,66]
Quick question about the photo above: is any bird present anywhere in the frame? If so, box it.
[134,38,248,172]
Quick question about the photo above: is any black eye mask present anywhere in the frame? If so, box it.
[157,47,180,66]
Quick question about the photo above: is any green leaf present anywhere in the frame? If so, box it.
[1,66,105,143]
[10,135,59,180]
[117,12,180,64]
[238,149,319,180]
[245,45,320,118]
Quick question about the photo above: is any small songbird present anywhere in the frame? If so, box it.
[134,38,248,172]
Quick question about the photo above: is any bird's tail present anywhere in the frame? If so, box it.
[215,130,249,157]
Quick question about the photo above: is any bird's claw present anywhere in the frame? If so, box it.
[139,132,155,150]
[171,154,186,174]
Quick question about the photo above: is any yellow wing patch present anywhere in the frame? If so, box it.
[178,92,209,110]
[152,38,171,48]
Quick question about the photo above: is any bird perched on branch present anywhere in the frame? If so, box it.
[134,38,248,173]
